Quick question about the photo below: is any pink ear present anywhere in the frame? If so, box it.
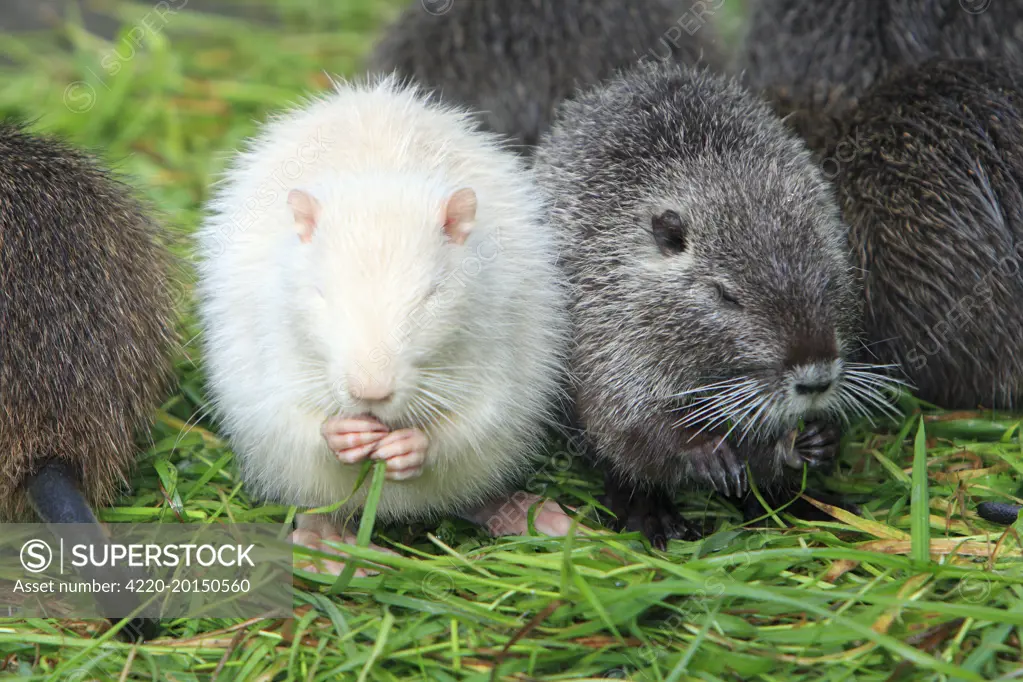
[442,187,477,245]
[288,189,321,244]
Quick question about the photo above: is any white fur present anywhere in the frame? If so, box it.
[196,75,568,523]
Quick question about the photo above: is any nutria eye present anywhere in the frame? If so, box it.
[715,282,741,307]
[651,209,687,255]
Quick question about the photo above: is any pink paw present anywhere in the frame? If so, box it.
[322,416,388,464]
[464,492,575,537]
[290,515,397,577]
[371,428,429,481]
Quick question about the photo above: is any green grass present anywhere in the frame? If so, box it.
[0,1,1021,680]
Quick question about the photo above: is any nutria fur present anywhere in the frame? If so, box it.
[826,59,1023,410]
[0,120,175,522]
[196,76,574,548]
[533,61,892,544]
[369,0,723,150]
[738,0,1023,115]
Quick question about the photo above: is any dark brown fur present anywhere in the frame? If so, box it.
[831,59,1023,409]
[0,121,175,520]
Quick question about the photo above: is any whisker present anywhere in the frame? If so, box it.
[738,396,774,444]
[845,368,911,389]
[674,379,760,426]
[844,381,901,419]
[693,387,763,437]
[669,377,752,400]
[834,386,874,426]
[719,394,769,443]
[844,373,907,404]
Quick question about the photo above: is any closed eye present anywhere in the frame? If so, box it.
[715,282,741,308]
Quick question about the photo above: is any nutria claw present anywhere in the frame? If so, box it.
[685,439,749,499]
[601,471,701,550]
[793,421,841,471]
[628,500,699,551]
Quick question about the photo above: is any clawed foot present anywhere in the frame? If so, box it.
[683,436,748,498]
[323,416,428,481]
[603,489,701,550]
[463,492,574,537]
[290,514,396,577]
[740,421,850,522]
[602,470,700,550]
[791,421,841,471]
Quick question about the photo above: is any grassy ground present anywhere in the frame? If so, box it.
[0,1,1021,680]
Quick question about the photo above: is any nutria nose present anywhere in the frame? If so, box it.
[346,374,395,403]
[794,380,833,395]
[785,331,838,368]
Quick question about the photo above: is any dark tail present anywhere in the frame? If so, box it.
[976,501,1021,526]
[25,460,161,642]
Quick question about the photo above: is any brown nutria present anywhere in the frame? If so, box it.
[737,0,1023,116]
[0,120,175,638]
[367,0,724,151]
[750,55,1023,524]
[825,58,1023,411]
[533,61,897,547]
[788,58,1023,523]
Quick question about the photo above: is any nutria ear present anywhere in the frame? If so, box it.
[288,189,321,243]
[442,187,477,245]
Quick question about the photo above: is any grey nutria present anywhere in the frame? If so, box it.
[368,0,723,151]
[737,0,1023,116]
[0,121,175,638]
[532,61,897,546]
[819,59,1023,412]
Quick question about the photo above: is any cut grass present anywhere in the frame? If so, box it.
[0,1,1021,680]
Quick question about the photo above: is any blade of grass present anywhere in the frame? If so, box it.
[911,416,932,565]
[329,460,388,594]
[356,608,395,682]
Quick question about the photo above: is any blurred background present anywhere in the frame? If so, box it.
[0,0,748,233]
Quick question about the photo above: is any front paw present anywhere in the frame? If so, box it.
[684,437,748,498]
[322,416,389,464]
[370,428,429,481]
[792,421,841,471]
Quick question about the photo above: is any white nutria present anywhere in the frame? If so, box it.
[197,76,571,566]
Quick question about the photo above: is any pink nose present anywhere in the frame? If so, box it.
[347,374,394,402]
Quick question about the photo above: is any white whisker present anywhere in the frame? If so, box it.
[693,387,762,436]
[843,381,901,419]
[669,377,752,400]
[719,393,769,442]
[674,379,759,427]
[738,395,774,444]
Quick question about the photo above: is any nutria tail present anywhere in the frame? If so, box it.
[26,460,161,641]
[976,501,1021,526]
